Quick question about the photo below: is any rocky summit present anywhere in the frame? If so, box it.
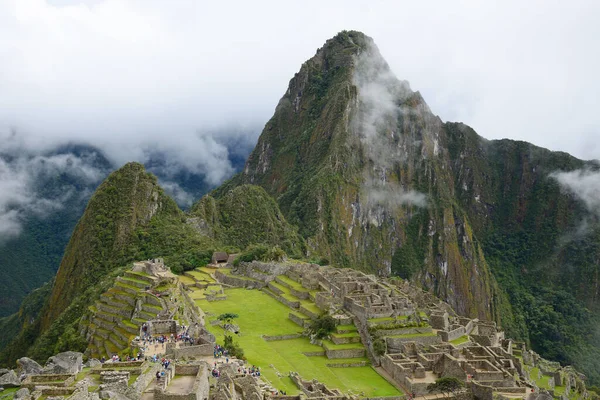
[0,30,599,400]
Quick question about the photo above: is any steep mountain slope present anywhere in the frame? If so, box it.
[217,31,600,381]
[0,140,252,317]
[0,145,112,317]
[220,31,499,321]
[0,163,214,364]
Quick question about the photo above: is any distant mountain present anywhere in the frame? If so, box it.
[0,139,251,317]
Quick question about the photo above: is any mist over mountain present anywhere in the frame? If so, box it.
[0,128,255,316]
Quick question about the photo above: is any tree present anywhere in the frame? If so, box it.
[308,315,336,339]
[427,377,464,397]
[217,313,239,324]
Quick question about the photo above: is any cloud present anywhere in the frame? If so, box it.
[364,184,428,209]
[0,150,106,241]
[0,0,599,173]
[550,168,600,217]
[352,39,428,209]
[159,181,195,208]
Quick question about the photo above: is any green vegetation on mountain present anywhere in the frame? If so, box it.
[0,163,215,365]
[190,184,303,257]
[0,148,111,317]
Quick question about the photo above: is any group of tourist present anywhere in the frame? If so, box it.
[213,344,228,358]
[161,358,172,369]
[237,365,261,377]
[99,352,144,364]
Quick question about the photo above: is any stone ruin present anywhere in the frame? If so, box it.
[289,372,356,400]
[210,261,589,400]
[132,259,171,278]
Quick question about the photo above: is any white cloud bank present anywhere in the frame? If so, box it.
[0,150,106,240]
[551,168,600,217]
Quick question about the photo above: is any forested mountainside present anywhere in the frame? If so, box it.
[0,145,113,317]
[1,30,599,383]
[0,142,250,317]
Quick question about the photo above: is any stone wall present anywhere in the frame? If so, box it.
[166,344,213,359]
[374,327,433,336]
[101,361,144,369]
[148,320,177,335]
[470,335,492,346]
[290,288,309,300]
[215,271,265,289]
[429,313,449,330]
[432,354,466,380]
[262,333,303,341]
[325,348,366,359]
[470,381,493,400]
[438,326,466,342]
[263,288,300,309]
[385,335,441,349]
[154,364,209,400]
[288,313,309,328]
[125,363,160,400]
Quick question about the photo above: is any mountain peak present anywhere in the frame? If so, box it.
[41,162,174,329]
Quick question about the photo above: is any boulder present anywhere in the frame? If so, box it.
[0,370,20,388]
[16,358,43,376]
[0,369,9,376]
[85,359,102,368]
[14,388,30,399]
[43,352,83,374]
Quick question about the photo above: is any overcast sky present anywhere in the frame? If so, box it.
[1,0,599,173]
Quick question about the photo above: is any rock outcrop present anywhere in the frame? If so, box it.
[0,370,19,388]
[43,351,83,375]
[16,358,43,377]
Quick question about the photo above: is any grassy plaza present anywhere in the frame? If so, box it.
[195,287,400,397]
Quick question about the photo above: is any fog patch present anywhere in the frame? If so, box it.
[550,168,600,217]
[0,151,106,242]
[352,41,428,210]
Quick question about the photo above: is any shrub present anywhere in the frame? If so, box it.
[235,244,288,265]
[223,334,244,359]
[373,337,386,356]
[308,314,336,339]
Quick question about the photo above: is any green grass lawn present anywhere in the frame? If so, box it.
[0,389,20,400]
[178,275,196,285]
[276,275,308,291]
[450,335,469,345]
[186,270,214,281]
[197,288,400,397]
